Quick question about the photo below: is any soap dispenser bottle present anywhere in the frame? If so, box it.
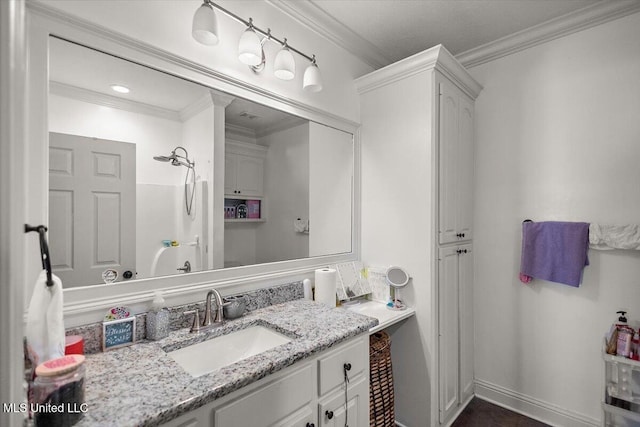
[616,311,635,358]
[606,311,628,355]
[146,291,170,341]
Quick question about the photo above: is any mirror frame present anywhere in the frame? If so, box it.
[26,3,361,326]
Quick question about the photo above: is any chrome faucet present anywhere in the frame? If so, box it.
[184,289,225,333]
[203,289,224,327]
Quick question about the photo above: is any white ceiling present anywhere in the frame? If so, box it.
[270,0,612,68]
[49,37,297,133]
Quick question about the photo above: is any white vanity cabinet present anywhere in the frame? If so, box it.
[438,79,475,245]
[225,141,267,197]
[438,244,474,423]
[160,334,369,427]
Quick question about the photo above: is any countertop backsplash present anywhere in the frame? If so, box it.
[66,281,304,354]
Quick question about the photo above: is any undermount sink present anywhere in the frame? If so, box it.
[166,325,292,377]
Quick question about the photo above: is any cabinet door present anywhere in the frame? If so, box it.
[214,363,313,427]
[318,378,368,427]
[235,155,264,197]
[456,97,474,242]
[438,80,474,244]
[438,246,460,423]
[458,244,474,402]
[224,154,238,195]
[438,81,460,245]
[160,402,211,427]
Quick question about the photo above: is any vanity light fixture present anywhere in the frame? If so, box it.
[192,1,219,46]
[274,39,295,81]
[238,18,262,66]
[110,84,130,94]
[191,0,322,92]
[303,56,322,93]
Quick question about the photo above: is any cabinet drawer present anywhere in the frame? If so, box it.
[318,337,368,396]
[214,363,313,427]
[318,378,368,427]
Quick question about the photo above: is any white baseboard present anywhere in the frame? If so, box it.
[474,378,600,427]
[395,421,409,427]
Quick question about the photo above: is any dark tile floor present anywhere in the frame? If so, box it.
[451,398,550,427]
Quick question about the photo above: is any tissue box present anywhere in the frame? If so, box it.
[247,200,260,219]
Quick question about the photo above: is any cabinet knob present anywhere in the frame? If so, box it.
[344,362,351,371]
[463,249,468,254]
[456,249,462,254]
[306,424,315,427]
[326,410,334,420]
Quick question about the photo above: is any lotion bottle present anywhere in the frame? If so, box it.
[146,291,170,340]
[615,311,634,358]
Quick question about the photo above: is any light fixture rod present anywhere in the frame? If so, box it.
[204,0,316,64]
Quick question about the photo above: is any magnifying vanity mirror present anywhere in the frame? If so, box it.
[47,36,355,288]
[386,266,410,311]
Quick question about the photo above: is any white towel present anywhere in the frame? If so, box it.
[294,218,309,233]
[589,223,640,250]
[26,270,65,365]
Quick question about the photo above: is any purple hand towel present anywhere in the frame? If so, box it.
[520,221,590,287]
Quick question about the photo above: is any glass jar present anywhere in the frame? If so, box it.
[32,354,86,427]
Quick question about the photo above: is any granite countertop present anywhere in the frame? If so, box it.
[77,300,378,427]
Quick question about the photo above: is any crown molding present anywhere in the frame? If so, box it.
[355,44,482,100]
[226,123,256,141]
[266,0,391,70]
[180,93,214,122]
[50,81,181,121]
[255,116,307,139]
[456,0,640,68]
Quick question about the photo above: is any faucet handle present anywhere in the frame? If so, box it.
[184,310,200,333]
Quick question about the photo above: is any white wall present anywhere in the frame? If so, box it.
[360,69,435,426]
[49,94,183,185]
[470,11,640,425]
[256,123,310,264]
[38,0,373,123]
[182,102,215,271]
[309,122,353,256]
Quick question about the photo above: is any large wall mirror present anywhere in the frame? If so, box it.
[47,37,354,288]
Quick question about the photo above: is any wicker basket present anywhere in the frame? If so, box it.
[369,331,394,427]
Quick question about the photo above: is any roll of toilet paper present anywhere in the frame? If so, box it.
[314,268,337,307]
[303,279,313,301]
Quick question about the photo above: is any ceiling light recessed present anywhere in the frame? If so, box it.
[110,84,130,94]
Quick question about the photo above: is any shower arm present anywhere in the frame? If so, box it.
[172,146,195,168]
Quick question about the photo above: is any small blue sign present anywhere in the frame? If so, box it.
[102,317,136,351]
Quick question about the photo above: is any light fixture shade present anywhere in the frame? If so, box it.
[274,46,295,80]
[192,3,219,46]
[303,62,322,92]
[238,27,262,66]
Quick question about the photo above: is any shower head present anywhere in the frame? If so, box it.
[153,154,175,162]
[153,147,194,168]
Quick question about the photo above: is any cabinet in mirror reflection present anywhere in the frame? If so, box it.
[47,37,353,288]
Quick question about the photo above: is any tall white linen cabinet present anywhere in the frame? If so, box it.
[356,45,482,426]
